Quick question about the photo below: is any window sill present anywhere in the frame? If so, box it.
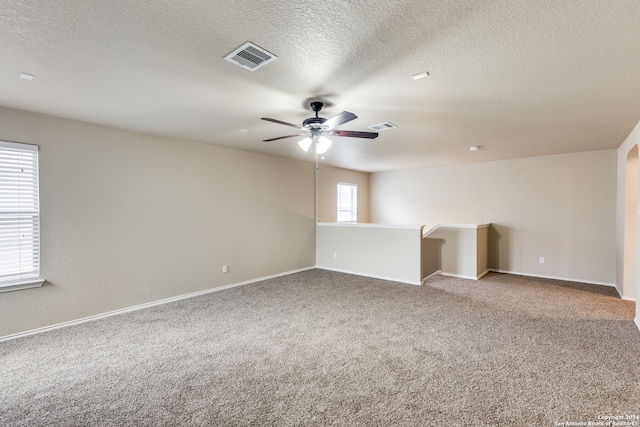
[0,279,45,293]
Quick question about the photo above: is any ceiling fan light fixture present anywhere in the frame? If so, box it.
[316,136,332,154]
[298,137,312,152]
[262,101,379,150]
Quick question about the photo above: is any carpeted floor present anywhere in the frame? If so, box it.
[1,269,639,426]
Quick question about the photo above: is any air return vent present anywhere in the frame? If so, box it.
[368,122,397,131]
[224,42,277,71]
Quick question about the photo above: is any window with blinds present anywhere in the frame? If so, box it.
[337,182,357,222]
[0,141,41,290]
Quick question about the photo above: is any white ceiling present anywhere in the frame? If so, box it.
[2,0,640,172]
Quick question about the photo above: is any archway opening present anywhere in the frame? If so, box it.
[623,145,638,301]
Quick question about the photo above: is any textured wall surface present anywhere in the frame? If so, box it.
[370,150,617,285]
[0,107,316,338]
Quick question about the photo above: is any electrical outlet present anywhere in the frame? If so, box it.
[222,265,228,273]
[539,257,545,264]
[333,252,338,259]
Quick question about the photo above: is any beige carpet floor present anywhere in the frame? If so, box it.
[1,269,639,426]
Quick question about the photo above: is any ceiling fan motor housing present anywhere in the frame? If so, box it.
[303,117,327,128]
[310,101,323,112]
[304,101,327,129]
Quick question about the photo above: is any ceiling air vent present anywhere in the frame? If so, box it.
[224,42,277,71]
[368,122,397,131]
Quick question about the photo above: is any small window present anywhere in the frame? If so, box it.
[337,183,357,222]
[0,141,42,291]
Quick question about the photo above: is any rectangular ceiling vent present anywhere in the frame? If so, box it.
[368,122,397,131]
[224,42,277,71]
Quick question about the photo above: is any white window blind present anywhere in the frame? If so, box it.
[0,141,40,287]
[337,182,357,222]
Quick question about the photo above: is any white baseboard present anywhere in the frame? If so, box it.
[422,270,442,281]
[477,269,491,279]
[316,266,421,286]
[0,266,316,343]
[613,284,623,298]
[424,269,489,281]
[439,272,480,281]
[489,269,615,288]
[635,318,640,332]
[610,283,636,301]
[490,270,636,300]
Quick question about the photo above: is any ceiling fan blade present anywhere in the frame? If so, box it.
[331,130,379,139]
[263,134,307,142]
[261,117,305,130]
[322,111,357,130]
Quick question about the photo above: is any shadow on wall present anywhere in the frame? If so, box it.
[488,224,509,272]
[422,224,509,281]
[422,237,444,279]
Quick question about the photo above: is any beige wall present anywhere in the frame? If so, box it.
[317,164,369,223]
[0,107,316,338]
[370,150,617,285]
[422,236,442,279]
[424,225,488,280]
[477,225,489,277]
[316,223,423,284]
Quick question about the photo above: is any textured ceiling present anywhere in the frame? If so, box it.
[2,0,640,172]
